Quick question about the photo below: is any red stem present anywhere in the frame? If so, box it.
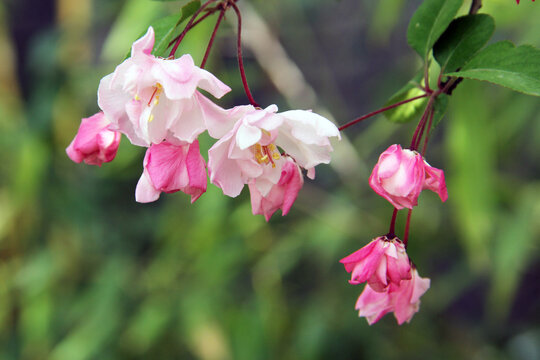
[200,8,226,69]
[410,95,435,151]
[421,106,435,155]
[169,0,218,58]
[387,208,399,239]
[414,106,431,150]
[338,94,428,132]
[403,209,413,248]
[168,10,215,49]
[230,1,260,107]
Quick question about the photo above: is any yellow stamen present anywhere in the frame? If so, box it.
[149,114,154,122]
[253,142,280,166]
[134,94,141,101]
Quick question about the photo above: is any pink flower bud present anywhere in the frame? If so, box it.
[369,144,448,209]
[66,112,121,166]
[248,158,304,221]
[135,140,207,203]
[355,268,430,325]
[340,236,411,292]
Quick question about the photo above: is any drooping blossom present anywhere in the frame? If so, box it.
[66,112,121,166]
[135,140,207,203]
[248,158,304,221]
[208,104,339,213]
[355,268,430,325]
[369,144,448,209]
[340,236,411,292]
[98,26,231,147]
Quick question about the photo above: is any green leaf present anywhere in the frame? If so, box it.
[434,14,495,73]
[407,0,463,58]
[433,14,495,73]
[125,0,201,59]
[447,41,540,96]
[430,93,448,130]
[384,73,428,123]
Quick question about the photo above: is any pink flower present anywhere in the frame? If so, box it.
[135,140,207,203]
[208,104,340,198]
[340,236,411,292]
[248,158,304,221]
[369,144,448,209]
[355,268,430,325]
[66,112,121,166]
[98,26,231,147]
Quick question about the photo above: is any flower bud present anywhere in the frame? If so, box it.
[66,112,121,166]
[369,144,448,209]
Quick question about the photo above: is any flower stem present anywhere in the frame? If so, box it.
[200,7,226,69]
[421,107,435,155]
[168,10,215,49]
[169,0,218,58]
[387,208,399,239]
[338,94,428,132]
[230,1,260,107]
[410,95,435,151]
[403,209,413,248]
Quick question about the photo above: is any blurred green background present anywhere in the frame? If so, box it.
[1,0,539,359]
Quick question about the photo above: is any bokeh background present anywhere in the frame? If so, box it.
[1,0,539,359]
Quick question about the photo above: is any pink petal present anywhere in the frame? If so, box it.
[197,92,235,139]
[355,285,394,325]
[167,97,206,143]
[236,123,262,150]
[131,27,155,58]
[152,55,199,100]
[423,162,449,202]
[184,140,207,203]
[208,133,246,197]
[135,170,160,203]
[339,239,379,271]
[196,67,232,99]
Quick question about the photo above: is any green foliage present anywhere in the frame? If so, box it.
[407,0,463,58]
[434,14,495,73]
[430,93,448,130]
[383,72,427,123]
[448,41,540,96]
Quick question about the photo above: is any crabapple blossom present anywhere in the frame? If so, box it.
[66,112,121,166]
[98,26,231,147]
[135,140,206,203]
[369,144,448,209]
[340,236,411,292]
[355,268,430,325]
[207,104,340,201]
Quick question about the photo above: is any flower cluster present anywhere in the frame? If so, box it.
[339,141,447,324]
[340,236,430,325]
[66,27,340,221]
[68,10,450,327]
